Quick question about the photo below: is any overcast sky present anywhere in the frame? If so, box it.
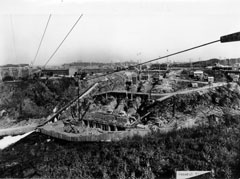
[0,0,240,66]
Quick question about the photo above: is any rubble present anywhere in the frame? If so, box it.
[0,110,7,117]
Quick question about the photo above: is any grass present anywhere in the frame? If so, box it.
[0,122,240,179]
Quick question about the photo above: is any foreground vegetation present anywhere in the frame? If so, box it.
[0,118,240,178]
[1,82,240,178]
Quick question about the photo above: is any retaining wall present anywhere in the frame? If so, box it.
[39,127,150,142]
[0,125,37,136]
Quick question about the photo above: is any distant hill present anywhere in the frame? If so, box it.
[172,58,240,68]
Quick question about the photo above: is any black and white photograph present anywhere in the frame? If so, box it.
[0,0,240,178]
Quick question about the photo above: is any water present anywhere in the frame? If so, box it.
[0,131,34,150]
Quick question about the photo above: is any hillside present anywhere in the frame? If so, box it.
[0,78,77,125]
[0,112,239,178]
[1,84,240,178]
[173,58,240,68]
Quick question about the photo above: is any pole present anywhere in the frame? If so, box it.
[167,49,169,70]
[172,96,176,117]
[78,77,80,121]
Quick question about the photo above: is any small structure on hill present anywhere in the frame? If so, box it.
[193,70,204,80]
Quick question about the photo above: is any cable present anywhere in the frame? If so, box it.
[86,39,220,81]
[31,14,52,66]
[134,40,220,67]
[43,14,83,67]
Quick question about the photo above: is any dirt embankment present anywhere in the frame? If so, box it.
[148,83,240,129]
[0,78,77,127]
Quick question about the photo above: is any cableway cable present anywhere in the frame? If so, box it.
[86,39,220,81]
[43,14,83,68]
[31,14,52,66]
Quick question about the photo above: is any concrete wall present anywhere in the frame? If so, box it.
[39,128,150,142]
[0,125,37,137]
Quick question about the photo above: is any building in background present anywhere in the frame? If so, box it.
[193,70,204,80]
[41,69,69,76]
[0,64,30,80]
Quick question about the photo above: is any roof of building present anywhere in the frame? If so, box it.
[194,70,203,74]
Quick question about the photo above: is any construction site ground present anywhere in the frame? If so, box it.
[0,70,231,138]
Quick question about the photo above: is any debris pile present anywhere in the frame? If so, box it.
[148,83,240,130]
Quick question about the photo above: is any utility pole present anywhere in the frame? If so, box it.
[190,59,193,70]
[77,76,80,121]
[166,49,168,66]
[172,96,176,117]
[166,49,171,70]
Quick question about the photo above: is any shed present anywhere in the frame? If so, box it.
[193,70,204,79]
